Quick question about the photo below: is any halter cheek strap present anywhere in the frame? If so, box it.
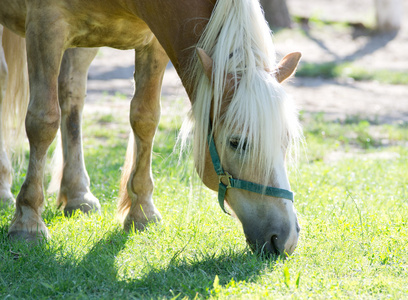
[207,134,294,214]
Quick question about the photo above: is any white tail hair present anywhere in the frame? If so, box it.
[118,132,135,220]
[47,130,63,195]
[2,28,29,164]
[180,0,301,183]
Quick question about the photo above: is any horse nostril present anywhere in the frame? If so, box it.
[270,234,281,255]
[246,231,292,257]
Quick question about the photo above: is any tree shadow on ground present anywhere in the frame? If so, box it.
[300,21,398,66]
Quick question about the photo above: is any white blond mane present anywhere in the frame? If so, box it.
[180,0,301,182]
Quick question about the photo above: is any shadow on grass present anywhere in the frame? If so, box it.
[0,227,129,297]
[1,225,269,298]
[130,250,269,298]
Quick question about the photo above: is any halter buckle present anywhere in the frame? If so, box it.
[219,172,232,189]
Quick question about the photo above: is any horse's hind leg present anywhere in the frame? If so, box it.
[56,48,100,215]
[0,26,14,207]
[118,37,169,231]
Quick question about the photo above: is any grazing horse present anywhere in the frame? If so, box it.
[0,0,302,256]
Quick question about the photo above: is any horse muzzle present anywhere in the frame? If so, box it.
[244,218,300,257]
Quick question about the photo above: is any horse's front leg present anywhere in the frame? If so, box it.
[8,21,67,242]
[118,38,169,231]
[0,26,14,207]
[56,48,100,215]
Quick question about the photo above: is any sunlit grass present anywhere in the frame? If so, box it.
[1,105,407,298]
[296,61,408,85]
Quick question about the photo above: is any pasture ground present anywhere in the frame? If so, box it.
[1,0,408,298]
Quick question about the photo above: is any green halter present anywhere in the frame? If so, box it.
[207,134,294,214]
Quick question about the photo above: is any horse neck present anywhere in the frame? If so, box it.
[133,0,216,100]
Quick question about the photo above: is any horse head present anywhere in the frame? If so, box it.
[195,49,302,256]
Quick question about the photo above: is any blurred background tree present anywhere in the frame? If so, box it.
[260,0,292,28]
[261,0,403,32]
[375,0,402,32]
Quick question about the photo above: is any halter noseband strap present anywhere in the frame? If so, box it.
[207,134,294,214]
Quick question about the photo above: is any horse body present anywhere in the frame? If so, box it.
[0,0,212,69]
[0,0,301,256]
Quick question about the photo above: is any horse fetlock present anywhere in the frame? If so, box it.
[0,155,14,207]
[8,205,49,243]
[0,150,12,179]
[0,189,15,207]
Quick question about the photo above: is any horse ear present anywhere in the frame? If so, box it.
[275,52,302,83]
[196,48,213,81]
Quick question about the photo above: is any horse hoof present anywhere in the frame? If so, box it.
[123,214,162,232]
[62,192,101,216]
[8,230,49,244]
[64,202,101,216]
[0,191,15,208]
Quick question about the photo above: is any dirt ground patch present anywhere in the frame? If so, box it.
[85,0,408,124]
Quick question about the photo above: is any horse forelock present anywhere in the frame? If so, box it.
[179,0,301,182]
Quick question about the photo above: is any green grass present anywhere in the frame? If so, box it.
[300,112,408,162]
[1,107,407,299]
[296,62,408,85]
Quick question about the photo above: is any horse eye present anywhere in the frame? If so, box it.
[229,138,248,151]
[229,139,239,150]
